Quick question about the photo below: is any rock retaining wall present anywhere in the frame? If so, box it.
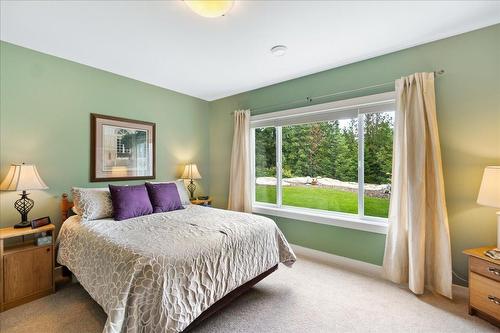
[256,177,391,199]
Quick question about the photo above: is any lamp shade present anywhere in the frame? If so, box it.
[181,164,202,180]
[477,166,500,209]
[0,163,48,191]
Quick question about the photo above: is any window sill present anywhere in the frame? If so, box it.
[252,204,388,234]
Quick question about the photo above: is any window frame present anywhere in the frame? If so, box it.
[250,92,395,234]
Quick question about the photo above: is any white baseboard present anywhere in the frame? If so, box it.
[290,244,468,293]
[290,244,383,278]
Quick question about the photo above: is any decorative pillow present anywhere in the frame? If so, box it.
[150,180,191,206]
[108,184,153,221]
[145,182,184,213]
[71,187,114,221]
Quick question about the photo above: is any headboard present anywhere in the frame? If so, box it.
[61,193,74,222]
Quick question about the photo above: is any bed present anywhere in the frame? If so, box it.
[57,194,296,333]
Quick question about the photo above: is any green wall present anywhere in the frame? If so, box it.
[0,42,210,230]
[209,25,500,282]
[1,25,499,284]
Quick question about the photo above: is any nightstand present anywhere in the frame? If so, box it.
[463,246,500,327]
[0,224,55,312]
[190,197,212,207]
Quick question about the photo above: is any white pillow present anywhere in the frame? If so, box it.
[71,187,114,220]
[149,180,191,206]
[174,180,191,206]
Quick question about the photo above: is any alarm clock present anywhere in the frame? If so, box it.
[31,216,51,229]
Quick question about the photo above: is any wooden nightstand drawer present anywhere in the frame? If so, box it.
[470,256,500,283]
[470,272,500,320]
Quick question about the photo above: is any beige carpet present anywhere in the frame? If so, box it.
[1,255,498,333]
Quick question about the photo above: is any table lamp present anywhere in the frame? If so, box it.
[477,166,500,251]
[181,163,202,200]
[0,163,49,228]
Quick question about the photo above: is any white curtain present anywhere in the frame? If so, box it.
[228,110,252,213]
[382,72,452,298]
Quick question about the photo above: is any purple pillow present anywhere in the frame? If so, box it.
[145,182,184,213]
[108,184,153,221]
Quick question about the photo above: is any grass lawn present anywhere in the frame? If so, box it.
[255,185,389,218]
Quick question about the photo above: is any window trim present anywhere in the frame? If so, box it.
[253,204,388,234]
[251,91,395,127]
[251,91,395,234]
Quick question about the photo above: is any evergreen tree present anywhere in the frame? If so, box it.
[255,112,393,185]
[364,113,393,184]
[255,127,276,177]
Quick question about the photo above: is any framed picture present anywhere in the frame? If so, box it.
[91,113,155,182]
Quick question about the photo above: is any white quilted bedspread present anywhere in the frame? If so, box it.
[57,205,296,333]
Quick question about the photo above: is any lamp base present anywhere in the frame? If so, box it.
[14,190,34,224]
[187,179,197,200]
[14,220,32,229]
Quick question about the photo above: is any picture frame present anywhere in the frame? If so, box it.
[90,113,156,182]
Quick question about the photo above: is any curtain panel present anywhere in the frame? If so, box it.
[228,110,252,213]
[383,72,452,298]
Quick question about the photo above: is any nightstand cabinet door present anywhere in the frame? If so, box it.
[3,250,34,302]
[3,245,53,303]
[33,246,53,291]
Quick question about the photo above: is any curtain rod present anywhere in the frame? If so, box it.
[232,70,445,115]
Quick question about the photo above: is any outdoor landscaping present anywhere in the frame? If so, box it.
[254,113,394,219]
[255,184,390,218]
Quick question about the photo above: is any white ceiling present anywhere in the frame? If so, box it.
[1,1,500,101]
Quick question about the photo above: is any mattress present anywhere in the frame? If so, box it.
[57,205,296,333]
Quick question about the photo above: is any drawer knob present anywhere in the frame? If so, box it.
[488,295,500,305]
[488,267,500,275]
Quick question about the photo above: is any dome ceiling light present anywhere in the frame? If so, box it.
[184,0,234,18]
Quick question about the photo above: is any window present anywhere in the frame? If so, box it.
[363,111,393,218]
[251,92,395,233]
[116,128,132,158]
[255,127,277,204]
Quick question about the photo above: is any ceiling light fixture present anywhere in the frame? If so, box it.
[271,45,287,57]
[184,0,234,18]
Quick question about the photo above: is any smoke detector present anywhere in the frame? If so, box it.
[270,45,287,56]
